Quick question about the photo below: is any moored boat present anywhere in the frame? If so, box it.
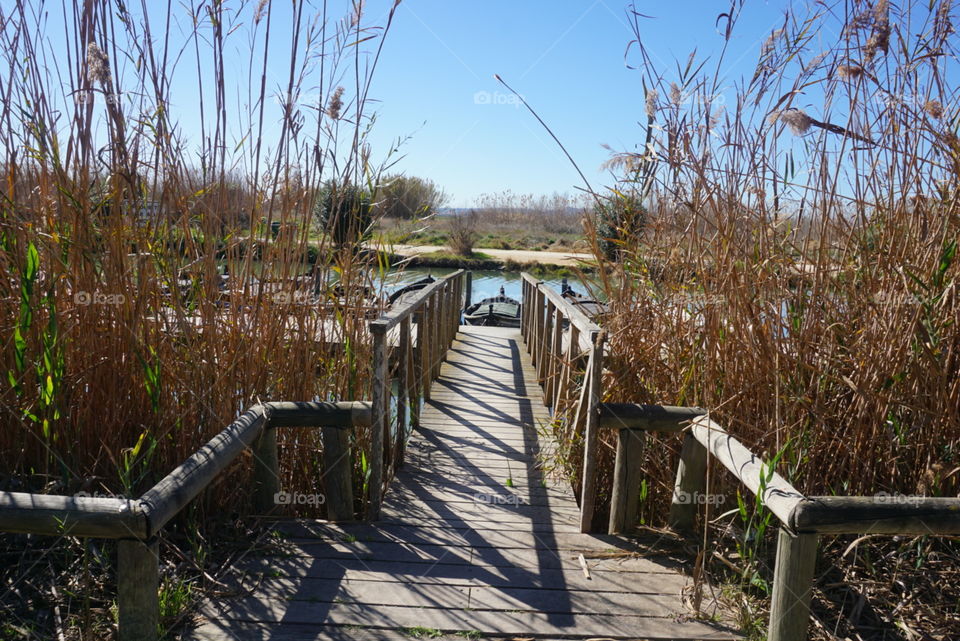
[463,286,521,327]
[388,275,436,306]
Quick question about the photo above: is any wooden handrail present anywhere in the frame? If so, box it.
[519,272,604,532]
[370,269,465,332]
[597,401,960,641]
[0,399,371,641]
[366,269,467,520]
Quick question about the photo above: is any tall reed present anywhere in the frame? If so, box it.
[0,0,400,515]
[564,0,958,633]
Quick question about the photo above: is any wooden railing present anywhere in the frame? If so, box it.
[0,269,469,640]
[521,278,960,641]
[598,404,960,641]
[520,272,604,532]
[367,269,468,519]
[0,401,370,641]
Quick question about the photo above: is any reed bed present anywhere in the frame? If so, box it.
[1,0,402,634]
[560,0,960,636]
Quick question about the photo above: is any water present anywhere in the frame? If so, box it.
[383,267,578,304]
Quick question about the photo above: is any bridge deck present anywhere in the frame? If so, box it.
[186,326,737,640]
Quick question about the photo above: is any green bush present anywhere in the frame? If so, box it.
[594,191,647,261]
[316,182,373,249]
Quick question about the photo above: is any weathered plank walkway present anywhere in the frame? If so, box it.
[186,326,738,640]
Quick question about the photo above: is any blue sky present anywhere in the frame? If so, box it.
[16,1,854,207]
[361,1,788,206]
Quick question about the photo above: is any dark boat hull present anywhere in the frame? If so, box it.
[463,296,521,327]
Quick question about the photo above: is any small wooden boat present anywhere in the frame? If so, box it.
[463,287,521,327]
[388,275,436,306]
[561,279,609,321]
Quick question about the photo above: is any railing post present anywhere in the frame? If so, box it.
[420,301,432,402]
[252,423,279,513]
[464,271,472,310]
[532,287,544,367]
[608,428,645,534]
[395,316,411,469]
[578,330,605,533]
[323,425,355,521]
[413,308,425,411]
[769,528,819,641]
[368,324,388,520]
[669,431,708,532]
[548,305,563,407]
[118,537,159,641]
[538,300,554,382]
[557,323,580,406]
[521,276,533,347]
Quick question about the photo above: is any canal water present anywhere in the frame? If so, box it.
[383,267,577,305]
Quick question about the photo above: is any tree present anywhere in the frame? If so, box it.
[376,174,448,219]
[315,182,373,249]
[594,191,647,261]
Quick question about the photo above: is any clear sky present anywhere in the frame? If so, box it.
[12,1,855,207]
[360,1,788,206]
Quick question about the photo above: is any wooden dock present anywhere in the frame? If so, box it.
[185,326,738,640]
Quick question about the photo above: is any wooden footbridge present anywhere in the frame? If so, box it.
[3,270,959,641]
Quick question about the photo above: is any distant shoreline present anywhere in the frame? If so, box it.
[388,244,593,267]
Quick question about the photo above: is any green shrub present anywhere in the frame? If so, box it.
[316,182,373,249]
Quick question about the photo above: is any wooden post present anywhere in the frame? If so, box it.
[669,431,708,532]
[413,308,425,415]
[396,316,411,468]
[548,306,563,407]
[539,300,554,383]
[368,325,388,520]
[578,331,605,533]
[608,428,646,533]
[322,425,355,520]
[251,425,279,514]
[768,528,819,641]
[430,293,441,380]
[420,303,431,402]
[464,271,472,310]
[118,538,159,641]
[520,279,528,342]
[557,324,580,406]
[532,288,544,367]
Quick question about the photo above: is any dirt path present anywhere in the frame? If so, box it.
[389,244,593,266]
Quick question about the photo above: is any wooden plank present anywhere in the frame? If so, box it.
[211,576,684,615]
[199,599,737,640]
[230,556,688,591]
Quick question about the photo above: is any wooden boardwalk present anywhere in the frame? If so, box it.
[186,326,738,640]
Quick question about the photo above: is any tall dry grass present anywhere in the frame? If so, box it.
[566,0,959,634]
[0,0,400,515]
